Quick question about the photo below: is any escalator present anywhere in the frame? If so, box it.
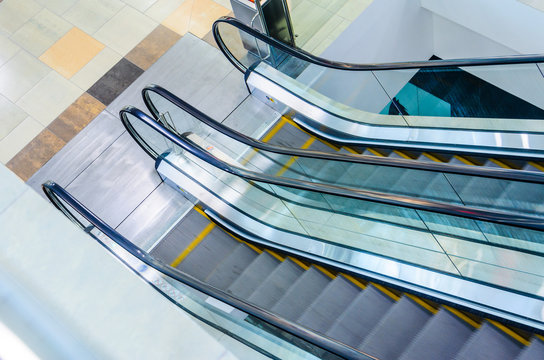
[212,16,544,161]
[43,180,544,360]
[113,101,544,359]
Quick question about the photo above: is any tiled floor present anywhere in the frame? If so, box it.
[0,0,231,180]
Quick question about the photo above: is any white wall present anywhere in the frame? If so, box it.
[421,0,544,54]
[430,9,544,110]
[309,0,434,112]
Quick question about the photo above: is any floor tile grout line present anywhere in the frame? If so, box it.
[64,128,127,189]
[5,1,225,173]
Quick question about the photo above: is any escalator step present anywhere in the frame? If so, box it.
[297,275,360,333]
[176,229,239,281]
[205,243,259,290]
[454,322,523,360]
[359,296,433,360]
[227,251,280,298]
[516,338,544,360]
[271,266,331,321]
[247,258,304,309]
[399,308,474,360]
[326,284,395,348]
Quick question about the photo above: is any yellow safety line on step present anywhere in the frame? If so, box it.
[528,161,544,172]
[442,305,481,329]
[453,155,476,166]
[275,137,316,176]
[262,117,288,143]
[370,282,400,301]
[313,264,336,279]
[487,319,531,346]
[536,334,544,342]
[340,273,367,290]
[393,150,414,160]
[265,249,285,262]
[405,294,438,314]
[488,158,511,169]
[170,221,215,268]
[283,117,343,151]
[422,152,443,163]
[288,256,310,270]
[193,206,263,254]
[366,147,385,157]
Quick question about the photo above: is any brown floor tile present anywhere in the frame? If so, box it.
[7,129,66,181]
[87,58,144,105]
[48,92,106,143]
[125,24,181,70]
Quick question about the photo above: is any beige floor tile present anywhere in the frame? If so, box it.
[71,47,122,90]
[16,71,83,127]
[145,0,186,22]
[336,0,373,21]
[161,0,192,35]
[0,117,43,164]
[0,0,42,36]
[189,0,230,38]
[122,0,158,12]
[34,0,78,15]
[0,95,28,140]
[163,0,229,38]
[39,27,105,78]
[94,6,157,55]
[0,50,51,102]
[63,0,125,34]
[11,8,72,57]
[0,34,20,66]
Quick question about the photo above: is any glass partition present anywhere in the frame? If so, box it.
[121,109,544,298]
[214,19,544,133]
[143,88,544,222]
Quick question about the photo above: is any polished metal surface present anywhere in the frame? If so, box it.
[43,182,369,360]
[247,69,544,158]
[156,156,544,331]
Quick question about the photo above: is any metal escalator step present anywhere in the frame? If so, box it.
[226,251,280,298]
[326,284,395,348]
[247,258,304,309]
[297,275,360,333]
[271,266,331,321]
[516,338,544,360]
[399,308,474,360]
[359,296,433,360]
[176,229,239,281]
[522,162,544,172]
[205,243,259,290]
[454,322,523,360]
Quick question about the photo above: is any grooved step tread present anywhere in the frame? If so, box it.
[455,322,523,360]
[297,275,360,333]
[227,251,281,298]
[399,308,474,360]
[326,284,395,348]
[247,258,304,309]
[359,296,433,360]
[516,338,544,360]
[271,266,331,321]
[176,229,239,281]
[205,243,259,290]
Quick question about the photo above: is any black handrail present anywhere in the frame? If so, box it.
[120,105,544,232]
[142,84,544,184]
[212,16,544,73]
[42,181,369,360]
